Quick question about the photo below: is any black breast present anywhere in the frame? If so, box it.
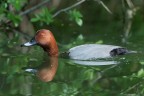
[59,51,70,59]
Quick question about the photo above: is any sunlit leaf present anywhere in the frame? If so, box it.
[140,62,144,65]
[68,9,83,26]
[7,13,21,27]
[96,40,103,44]
[76,18,83,26]
[31,8,53,25]
[7,0,27,11]
[137,69,144,78]
[77,34,84,40]
[31,18,40,22]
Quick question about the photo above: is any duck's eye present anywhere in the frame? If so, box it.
[30,37,35,42]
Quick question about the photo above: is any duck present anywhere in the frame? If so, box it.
[21,29,136,60]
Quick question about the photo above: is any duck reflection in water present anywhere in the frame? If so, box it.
[23,56,58,82]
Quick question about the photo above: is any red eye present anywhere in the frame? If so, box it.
[30,37,35,42]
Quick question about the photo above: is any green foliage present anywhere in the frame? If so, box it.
[7,0,27,11]
[0,1,21,26]
[7,13,21,27]
[68,9,83,26]
[95,40,103,44]
[137,68,144,78]
[0,2,8,22]
[31,8,53,25]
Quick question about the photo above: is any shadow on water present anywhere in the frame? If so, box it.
[70,59,118,66]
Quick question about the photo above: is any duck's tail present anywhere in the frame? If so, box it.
[110,48,137,57]
[127,50,137,54]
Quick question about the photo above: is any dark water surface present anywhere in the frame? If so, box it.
[1,34,144,96]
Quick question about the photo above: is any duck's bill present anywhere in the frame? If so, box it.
[21,39,37,47]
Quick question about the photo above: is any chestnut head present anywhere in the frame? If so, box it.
[21,29,53,47]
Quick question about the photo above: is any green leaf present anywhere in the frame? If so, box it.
[69,9,83,18]
[31,8,53,25]
[7,0,27,11]
[76,18,83,26]
[96,40,103,44]
[31,18,40,22]
[77,34,84,40]
[7,13,21,27]
[68,9,83,26]
[140,62,144,65]
[137,69,144,78]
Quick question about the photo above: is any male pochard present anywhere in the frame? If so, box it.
[21,29,136,60]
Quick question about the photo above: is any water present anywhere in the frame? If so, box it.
[0,47,144,95]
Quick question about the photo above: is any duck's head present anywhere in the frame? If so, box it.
[21,29,58,56]
[21,29,52,47]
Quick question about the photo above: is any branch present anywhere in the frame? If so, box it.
[95,0,112,14]
[120,81,142,94]
[19,0,50,16]
[122,0,139,43]
[91,64,119,85]
[2,0,112,40]
[52,0,86,18]
[12,29,32,40]
[126,0,134,8]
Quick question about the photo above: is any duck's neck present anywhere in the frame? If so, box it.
[47,41,58,57]
[43,36,58,57]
